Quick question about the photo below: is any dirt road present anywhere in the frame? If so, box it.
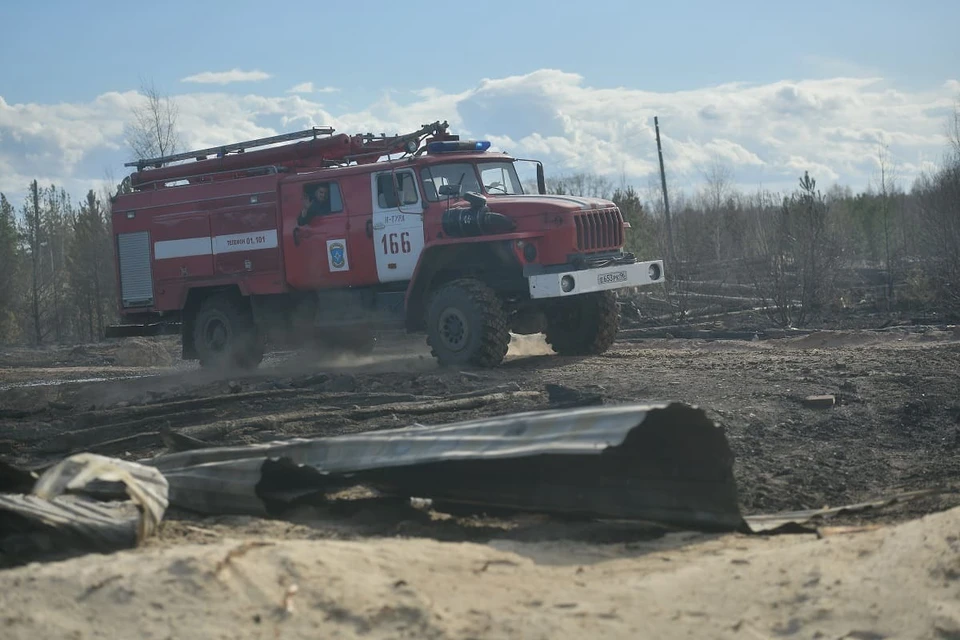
[2,329,959,638]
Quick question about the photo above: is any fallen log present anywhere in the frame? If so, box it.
[41,408,221,454]
[68,390,426,429]
[76,431,164,456]
[44,391,439,455]
[345,389,539,420]
[159,428,210,453]
[176,390,540,443]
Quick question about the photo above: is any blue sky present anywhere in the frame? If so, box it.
[1,0,958,205]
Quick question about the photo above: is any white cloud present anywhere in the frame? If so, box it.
[286,82,339,94]
[181,69,271,84]
[0,69,957,206]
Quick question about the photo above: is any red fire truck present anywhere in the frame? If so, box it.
[106,121,664,368]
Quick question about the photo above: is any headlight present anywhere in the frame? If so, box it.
[648,263,662,281]
[561,275,576,292]
[523,242,537,262]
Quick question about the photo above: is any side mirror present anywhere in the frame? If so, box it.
[438,184,461,197]
[536,163,546,195]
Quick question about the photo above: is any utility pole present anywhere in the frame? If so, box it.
[654,116,675,269]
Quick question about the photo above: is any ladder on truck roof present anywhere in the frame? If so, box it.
[125,126,336,170]
[124,121,453,191]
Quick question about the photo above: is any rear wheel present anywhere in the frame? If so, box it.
[425,278,510,367]
[192,294,264,370]
[545,291,619,356]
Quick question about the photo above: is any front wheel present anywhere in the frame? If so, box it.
[545,291,620,356]
[425,278,510,367]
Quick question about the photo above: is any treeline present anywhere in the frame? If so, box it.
[0,182,116,345]
[1,103,958,344]
[544,131,960,326]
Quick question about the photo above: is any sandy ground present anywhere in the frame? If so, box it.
[2,506,958,639]
[2,327,960,638]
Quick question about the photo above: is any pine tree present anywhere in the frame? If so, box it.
[22,181,44,345]
[70,190,112,341]
[0,193,21,342]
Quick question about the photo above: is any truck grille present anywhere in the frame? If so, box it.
[574,208,624,252]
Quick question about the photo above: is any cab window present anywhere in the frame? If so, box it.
[479,162,524,195]
[419,162,482,201]
[376,171,419,208]
[300,181,343,221]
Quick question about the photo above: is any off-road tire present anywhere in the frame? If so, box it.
[192,294,264,370]
[545,291,620,356]
[425,278,510,367]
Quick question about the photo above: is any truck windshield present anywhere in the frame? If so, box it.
[419,162,482,201]
[478,161,524,195]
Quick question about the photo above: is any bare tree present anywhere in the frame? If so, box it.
[874,137,901,302]
[948,98,960,160]
[24,181,44,345]
[546,172,613,199]
[914,107,960,311]
[0,194,20,342]
[124,78,181,161]
[698,157,734,262]
[701,158,733,212]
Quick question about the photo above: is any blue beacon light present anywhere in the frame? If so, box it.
[426,140,492,153]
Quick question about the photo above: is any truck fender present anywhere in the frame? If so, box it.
[403,232,543,331]
[179,281,251,312]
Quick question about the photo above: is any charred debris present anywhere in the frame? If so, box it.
[0,394,941,567]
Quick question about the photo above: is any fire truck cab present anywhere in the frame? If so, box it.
[107,122,665,368]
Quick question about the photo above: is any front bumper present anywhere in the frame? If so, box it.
[527,259,665,299]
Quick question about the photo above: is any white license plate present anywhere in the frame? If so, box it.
[597,270,627,285]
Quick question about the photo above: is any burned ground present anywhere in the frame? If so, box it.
[1,327,958,524]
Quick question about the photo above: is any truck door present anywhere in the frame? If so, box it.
[370,169,425,283]
[281,180,351,290]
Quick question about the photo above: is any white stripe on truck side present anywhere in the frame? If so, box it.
[153,229,278,259]
[154,236,213,259]
[212,229,279,254]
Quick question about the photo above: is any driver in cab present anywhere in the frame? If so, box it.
[298,183,332,225]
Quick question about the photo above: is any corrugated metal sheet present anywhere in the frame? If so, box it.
[151,403,659,473]
[117,231,154,308]
[0,453,169,566]
[147,402,745,531]
[0,494,144,552]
